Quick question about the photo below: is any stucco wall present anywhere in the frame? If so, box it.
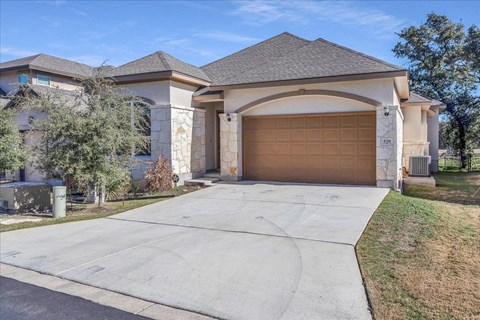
[427,107,440,172]
[31,72,80,91]
[402,104,431,170]
[242,95,375,116]
[224,78,394,113]
[122,81,171,105]
[0,71,20,94]
[169,82,198,107]
[0,70,81,93]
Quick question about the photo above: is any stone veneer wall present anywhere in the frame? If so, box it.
[376,105,403,189]
[150,104,206,185]
[219,113,241,180]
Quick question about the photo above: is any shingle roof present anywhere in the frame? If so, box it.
[205,35,405,86]
[404,92,431,103]
[0,54,94,78]
[202,32,310,86]
[403,92,446,108]
[111,51,211,82]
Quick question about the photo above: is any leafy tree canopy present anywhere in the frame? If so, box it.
[393,13,479,165]
[19,74,150,204]
[0,108,30,173]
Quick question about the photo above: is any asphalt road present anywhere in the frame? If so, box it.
[0,276,150,320]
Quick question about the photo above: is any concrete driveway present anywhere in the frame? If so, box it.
[0,183,388,320]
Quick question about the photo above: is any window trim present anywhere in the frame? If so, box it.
[37,74,50,86]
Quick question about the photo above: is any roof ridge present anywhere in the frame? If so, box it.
[0,53,41,65]
[33,53,94,69]
[217,37,315,84]
[156,51,170,70]
[314,38,405,71]
[161,50,205,72]
[201,32,309,69]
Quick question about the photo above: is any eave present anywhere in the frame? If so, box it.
[113,71,211,87]
[208,70,408,91]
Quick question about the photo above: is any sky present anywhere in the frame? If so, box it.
[0,0,478,68]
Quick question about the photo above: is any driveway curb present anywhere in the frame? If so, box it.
[0,263,215,320]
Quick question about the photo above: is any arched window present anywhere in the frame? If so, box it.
[131,99,152,157]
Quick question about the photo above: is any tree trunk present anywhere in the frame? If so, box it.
[455,116,468,168]
[97,183,102,207]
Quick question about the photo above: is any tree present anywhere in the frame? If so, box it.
[393,13,480,167]
[0,109,29,173]
[20,74,149,206]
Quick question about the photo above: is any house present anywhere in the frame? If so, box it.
[0,32,445,190]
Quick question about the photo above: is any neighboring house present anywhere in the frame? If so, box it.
[0,32,445,190]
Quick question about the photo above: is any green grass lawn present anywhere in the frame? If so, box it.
[0,186,200,233]
[357,172,480,320]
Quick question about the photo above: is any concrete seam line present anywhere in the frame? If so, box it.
[134,303,156,315]
[0,263,153,316]
[106,217,355,247]
[56,231,183,275]
[0,263,221,320]
[182,195,379,210]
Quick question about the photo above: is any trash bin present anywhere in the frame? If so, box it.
[52,186,66,218]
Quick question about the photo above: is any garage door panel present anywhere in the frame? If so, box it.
[243,113,375,185]
[306,117,323,128]
[306,143,323,155]
[275,118,290,128]
[290,130,305,141]
[291,144,306,155]
[290,117,306,128]
[305,156,324,169]
[245,130,274,142]
[341,128,357,140]
[340,158,356,169]
[340,115,356,127]
[358,143,375,155]
[248,143,274,156]
[358,158,375,169]
[306,129,323,141]
[358,128,375,141]
[340,143,357,155]
[275,131,290,142]
[324,116,340,127]
[324,129,340,141]
[324,144,339,155]
[274,143,291,155]
[358,115,375,127]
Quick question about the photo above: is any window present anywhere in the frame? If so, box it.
[133,101,151,157]
[37,74,50,86]
[18,74,29,85]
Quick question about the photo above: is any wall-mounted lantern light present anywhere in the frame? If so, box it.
[383,105,390,117]
[226,113,231,122]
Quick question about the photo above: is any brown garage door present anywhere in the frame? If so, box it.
[243,113,376,185]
